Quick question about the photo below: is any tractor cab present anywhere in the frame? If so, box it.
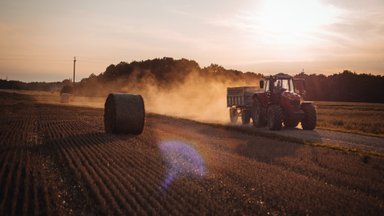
[259,73,306,96]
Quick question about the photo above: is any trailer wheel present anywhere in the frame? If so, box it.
[241,109,251,125]
[229,108,238,124]
[267,105,282,130]
[301,103,317,130]
[251,99,264,127]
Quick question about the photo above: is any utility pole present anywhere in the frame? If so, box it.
[73,56,76,85]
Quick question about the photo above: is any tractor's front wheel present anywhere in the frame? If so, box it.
[229,107,238,124]
[301,103,317,130]
[267,105,283,130]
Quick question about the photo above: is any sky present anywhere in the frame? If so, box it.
[0,0,383,82]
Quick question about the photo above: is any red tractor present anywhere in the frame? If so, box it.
[227,73,316,130]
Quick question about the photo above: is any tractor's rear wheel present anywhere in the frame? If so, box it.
[301,103,317,130]
[241,109,251,125]
[267,105,283,130]
[251,99,265,127]
[229,108,238,124]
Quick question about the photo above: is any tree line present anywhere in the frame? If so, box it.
[0,79,66,92]
[295,70,384,103]
[1,57,383,103]
[74,57,262,96]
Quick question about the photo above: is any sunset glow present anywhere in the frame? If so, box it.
[257,0,340,42]
[255,0,338,47]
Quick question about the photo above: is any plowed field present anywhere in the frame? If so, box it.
[1,91,383,215]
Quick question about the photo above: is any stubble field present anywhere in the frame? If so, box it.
[0,91,384,215]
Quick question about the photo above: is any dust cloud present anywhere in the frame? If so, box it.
[119,71,260,123]
[140,73,230,123]
[54,70,260,124]
[70,96,105,108]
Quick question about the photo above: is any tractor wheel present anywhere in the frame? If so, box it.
[251,99,265,127]
[267,105,283,130]
[284,119,299,128]
[301,103,317,130]
[229,108,238,124]
[241,109,251,125]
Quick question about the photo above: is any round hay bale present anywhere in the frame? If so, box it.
[104,93,145,134]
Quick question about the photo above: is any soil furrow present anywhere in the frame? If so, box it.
[62,138,124,215]
[0,151,19,214]
[83,135,166,215]
[104,136,207,215]
[72,137,137,215]
[10,150,24,216]
[22,151,31,216]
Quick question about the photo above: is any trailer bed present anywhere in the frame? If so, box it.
[227,86,261,107]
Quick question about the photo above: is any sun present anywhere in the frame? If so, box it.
[256,0,340,44]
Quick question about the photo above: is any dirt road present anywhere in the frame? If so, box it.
[1,92,383,215]
[222,124,384,156]
[279,127,384,154]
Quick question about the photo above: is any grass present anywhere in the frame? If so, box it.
[315,101,384,137]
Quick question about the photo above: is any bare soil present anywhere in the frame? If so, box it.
[0,91,384,215]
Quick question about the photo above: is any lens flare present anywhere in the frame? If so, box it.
[159,140,206,190]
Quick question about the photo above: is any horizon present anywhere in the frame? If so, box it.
[3,57,383,84]
[1,0,383,82]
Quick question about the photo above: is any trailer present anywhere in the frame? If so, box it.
[227,86,261,124]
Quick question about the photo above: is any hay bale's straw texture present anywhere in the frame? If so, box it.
[104,93,145,134]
